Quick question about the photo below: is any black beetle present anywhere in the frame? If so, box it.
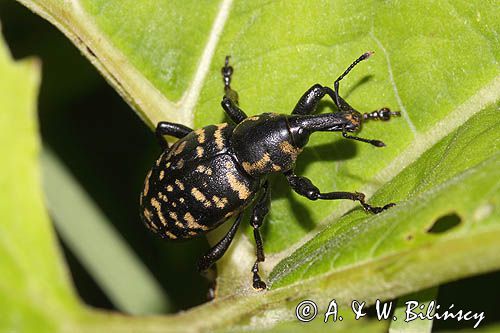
[140,52,400,290]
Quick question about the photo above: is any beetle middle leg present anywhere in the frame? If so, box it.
[285,171,395,214]
[221,56,248,124]
[197,213,243,273]
[249,180,271,290]
[197,213,243,300]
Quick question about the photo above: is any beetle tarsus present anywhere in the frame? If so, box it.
[252,262,267,290]
[361,202,396,214]
[222,55,239,105]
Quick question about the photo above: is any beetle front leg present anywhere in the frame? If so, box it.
[285,171,395,214]
[155,121,193,150]
[249,180,271,290]
[292,52,373,115]
[221,56,248,124]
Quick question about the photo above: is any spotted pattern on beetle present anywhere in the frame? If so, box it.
[139,123,258,240]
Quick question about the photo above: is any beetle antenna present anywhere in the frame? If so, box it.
[342,130,385,147]
[334,51,374,106]
[363,107,400,121]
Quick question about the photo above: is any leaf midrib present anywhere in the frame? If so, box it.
[18,0,234,129]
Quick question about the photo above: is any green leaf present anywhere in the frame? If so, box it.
[0,24,80,332]
[8,0,500,332]
[42,148,170,314]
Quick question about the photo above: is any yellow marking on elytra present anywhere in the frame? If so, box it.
[176,159,185,169]
[196,165,212,175]
[196,165,212,176]
[150,197,161,211]
[191,187,212,207]
[184,212,208,230]
[159,170,165,180]
[175,179,185,190]
[158,192,168,202]
[195,128,206,143]
[147,221,159,232]
[279,141,301,156]
[245,116,259,121]
[155,151,166,167]
[196,146,204,157]
[143,208,153,222]
[227,173,251,200]
[242,153,271,173]
[144,212,158,231]
[272,164,282,171]
[165,230,177,239]
[143,170,152,196]
[166,162,171,168]
[214,123,228,150]
[179,197,185,203]
[225,161,233,168]
[166,185,174,192]
[212,195,228,209]
[150,198,167,226]
[173,141,187,155]
[172,202,177,207]
[169,211,183,227]
[188,230,197,236]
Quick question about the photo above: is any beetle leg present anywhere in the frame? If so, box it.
[249,180,271,290]
[221,97,248,124]
[284,171,395,214]
[292,83,326,115]
[197,213,243,272]
[155,121,193,150]
[292,82,359,115]
[221,56,248,124]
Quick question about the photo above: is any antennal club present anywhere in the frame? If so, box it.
[363,108,401,121]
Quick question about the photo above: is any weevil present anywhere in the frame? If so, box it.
[139,52,400,290]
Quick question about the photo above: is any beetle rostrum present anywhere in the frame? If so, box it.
[139,52,400,291]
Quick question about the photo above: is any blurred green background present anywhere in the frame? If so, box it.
[0,1,498,330]
[0,0,210,312]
